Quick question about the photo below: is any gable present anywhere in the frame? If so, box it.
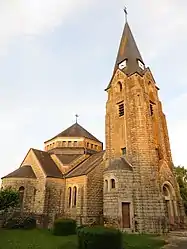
[20,148,45,179]
[32,149,63,179]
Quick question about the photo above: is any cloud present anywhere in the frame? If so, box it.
[0,0,93,55]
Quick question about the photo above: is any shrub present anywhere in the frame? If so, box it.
[53,219,77,236]
[4,216,36,230]
[23,217,36,229]
[77,226,123,249]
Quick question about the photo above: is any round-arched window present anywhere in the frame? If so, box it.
[111,179,116,189]
[117,82,123,92]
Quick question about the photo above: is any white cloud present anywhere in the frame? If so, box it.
[0,0,93,55]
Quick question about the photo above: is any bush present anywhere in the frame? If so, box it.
[77,226,123,249]
[23,217,36,229]
[53,219,77,236]
[4,216,36,230]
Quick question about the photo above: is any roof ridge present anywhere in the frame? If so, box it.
[45,122,102,143]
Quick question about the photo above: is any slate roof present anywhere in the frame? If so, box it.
[104,156,133,172]
[32,149,63,178]
[2,165,36,179]
[66,151,105,178]
[106,22,146,90]
[55,154,82,165]
[45,123,101,143]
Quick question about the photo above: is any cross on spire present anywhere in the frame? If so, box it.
[75,114,79,123]
[124,6,128,23]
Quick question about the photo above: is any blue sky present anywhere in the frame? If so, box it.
[0,0,187,179]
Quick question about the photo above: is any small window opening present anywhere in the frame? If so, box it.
[19,186,25,208]
[63,141,66,147]
[119,103,124,117]
[91,144,93,149]
[111,179,116,189]
[104,180,108,192]
[118,82,123,92]
[73,186,77,207]
[68,187,72,208]
[87,142,89,148]
[74,141,78,147]
[121,147,126,155]
[68,141,72,147]
[150,103,153,116]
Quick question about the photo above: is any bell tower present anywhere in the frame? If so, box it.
[104,11,185,232]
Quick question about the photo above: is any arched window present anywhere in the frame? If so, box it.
[73,186,77,207]
[111,179,116,189]
[19,186,25,207]
[104,180,108,192]
[118,82,123,92]
[68,187,72,208]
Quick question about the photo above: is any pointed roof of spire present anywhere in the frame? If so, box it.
[106,21,146,90]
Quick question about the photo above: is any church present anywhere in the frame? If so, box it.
[1,15,185,233]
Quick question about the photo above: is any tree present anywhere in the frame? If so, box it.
[175,165,187,214]
[0,188,19,212]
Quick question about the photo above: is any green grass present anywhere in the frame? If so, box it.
[0,229,165,249]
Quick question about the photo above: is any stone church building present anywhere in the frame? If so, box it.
[1,18,185,233]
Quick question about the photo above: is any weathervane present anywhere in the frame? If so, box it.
[124,6,128,23]
[75,114,79,123]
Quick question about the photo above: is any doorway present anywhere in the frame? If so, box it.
[122,202,130,228]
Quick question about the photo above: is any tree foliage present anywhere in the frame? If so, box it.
[0,188,19,212]
[175,165,187,214]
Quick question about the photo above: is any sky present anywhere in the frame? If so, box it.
[0,0,187,179]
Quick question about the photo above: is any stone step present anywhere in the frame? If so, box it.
[169,231,187,237]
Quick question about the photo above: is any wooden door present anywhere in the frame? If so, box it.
[122,202,130,228]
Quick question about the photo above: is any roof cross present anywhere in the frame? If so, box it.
[124,6,128,23]
[75,114,79,123]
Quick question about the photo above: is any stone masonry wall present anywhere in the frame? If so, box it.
[87,161,104,224]
[103,169,134,231]
[20,149,46,214]
[2,178,37,213]
[64,176,87,223]
[44,178,65,221]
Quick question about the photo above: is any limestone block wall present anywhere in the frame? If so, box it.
[44,178,65,217]
[2,178,37,213]
[20,149,46,213]
[103,169,133,230]
[86,161,104,223]
[64,176,87,221]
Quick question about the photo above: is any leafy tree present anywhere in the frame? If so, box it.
[175,165,187,214]
[0,188,19,212]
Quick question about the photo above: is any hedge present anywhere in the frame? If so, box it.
[53,219,77,236]
[4,216,36,230]
[77,226,123,249]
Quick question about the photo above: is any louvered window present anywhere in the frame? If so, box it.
[119,103,124,117]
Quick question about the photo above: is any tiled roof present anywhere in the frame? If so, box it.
[66,151,105,178]
[2,165,36,179]
[104,156,133,171]
[32,149,63,178]
[55,154,82,165]
[45,123,101,143]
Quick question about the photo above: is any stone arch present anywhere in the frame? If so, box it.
[162,181,178,226]
[19,186,25,210]
[68,187,72,208]
[73,186,77,207]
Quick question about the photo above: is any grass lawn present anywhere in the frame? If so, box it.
[0,229,166,249]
